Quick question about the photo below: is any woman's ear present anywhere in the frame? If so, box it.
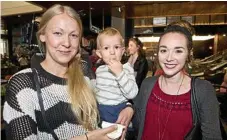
[39,34,46,42]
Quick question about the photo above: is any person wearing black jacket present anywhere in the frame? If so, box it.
[128,37,148,89]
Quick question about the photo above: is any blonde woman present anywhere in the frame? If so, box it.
[3,4,133,140]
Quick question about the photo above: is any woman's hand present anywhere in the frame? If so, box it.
[116,106,134,140]
[87,125,117,140]
[71,125,117,140]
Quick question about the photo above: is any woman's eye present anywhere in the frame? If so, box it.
[176,50,183,53]
[160,49,166,53]
[71,34,79,39]
[54,32,62,36]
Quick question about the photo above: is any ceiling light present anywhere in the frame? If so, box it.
[138,35,215,42]
[1,1,44,16]
[192,36,215,41]
[118,7,122,12]
[138,37,160,42]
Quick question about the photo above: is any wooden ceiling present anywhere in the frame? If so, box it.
[30,1,227,18]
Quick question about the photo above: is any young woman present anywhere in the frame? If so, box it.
[127,38,148,88]
[3,4,133,140]
[133,21,222,140]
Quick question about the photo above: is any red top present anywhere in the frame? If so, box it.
[142,80,193,140]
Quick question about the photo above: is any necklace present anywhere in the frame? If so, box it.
[158,75,185,140]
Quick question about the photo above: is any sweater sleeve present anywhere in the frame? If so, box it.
[196,79,222,140]
[116,63,139,99]
[3,72,38,140]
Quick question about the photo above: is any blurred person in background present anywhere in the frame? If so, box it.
[127,37,148,89]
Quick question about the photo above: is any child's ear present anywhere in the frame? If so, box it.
[96,50,102,58]
[121,47,125,55]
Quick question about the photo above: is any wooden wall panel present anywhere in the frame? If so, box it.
[210,15,225,24]
[195,15,210,25]
[127,2,227,18]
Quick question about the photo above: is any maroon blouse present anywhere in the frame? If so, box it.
[142,80,193,140]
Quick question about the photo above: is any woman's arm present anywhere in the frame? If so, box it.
[116,63,139,99]
[197,79,222,139]
[115,105,134,140]
[3,73,38,140]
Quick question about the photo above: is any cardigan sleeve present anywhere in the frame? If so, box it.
[3,72,38,140]
[196,79,222,140]
[132,76,158,140]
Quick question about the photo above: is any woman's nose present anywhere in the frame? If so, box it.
[62,36,70,48]
[166,52,174,61]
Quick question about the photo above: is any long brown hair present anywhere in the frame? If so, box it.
[36,4,98,130]
[128,37,146,58]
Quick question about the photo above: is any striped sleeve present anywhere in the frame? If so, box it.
[116,63,138,99]
[3,71,38,140]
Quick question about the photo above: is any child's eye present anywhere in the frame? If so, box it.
[104,47,109,50]
[115,46,120,49]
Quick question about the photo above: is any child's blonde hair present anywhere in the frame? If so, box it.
[96,27,124,49]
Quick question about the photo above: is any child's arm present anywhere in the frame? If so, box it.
[115,63,138,99]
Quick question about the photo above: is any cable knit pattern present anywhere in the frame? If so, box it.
[3,65,90,140]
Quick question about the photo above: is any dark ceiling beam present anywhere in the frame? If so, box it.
[126,1,227,18]
[30,1,112,16]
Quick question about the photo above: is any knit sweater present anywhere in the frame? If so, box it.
[95,62,138,105]
[3,64,92,140]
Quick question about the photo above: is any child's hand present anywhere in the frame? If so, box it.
[107,59,123,77]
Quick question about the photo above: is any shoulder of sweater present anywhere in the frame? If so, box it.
[96,64,108,71]
[143,76,159,84]
[6,68,34,96]
[194,78,213,89]
[123,62,134,71]
[139,76,158,92]
[194,78,216,98]
[8,68,33,82]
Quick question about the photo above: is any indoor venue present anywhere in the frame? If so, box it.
[1,1,227,140]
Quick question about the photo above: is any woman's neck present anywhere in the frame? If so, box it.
[41,58,68,78]
[128,52,139,66]
[133,52,139,58]
[162,72,184,85]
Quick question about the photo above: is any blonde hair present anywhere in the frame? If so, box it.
[36,4,98,130]
[96,27,124,49]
